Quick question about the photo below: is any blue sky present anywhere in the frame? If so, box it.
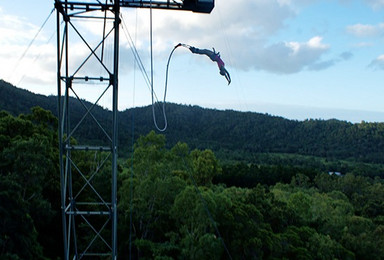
[1,0,384,123]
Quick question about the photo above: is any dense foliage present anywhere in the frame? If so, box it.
[0,107,61,259]
[1,88,384,259]
[117,131,384,259]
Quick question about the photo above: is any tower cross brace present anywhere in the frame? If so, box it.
[55,0,213,259]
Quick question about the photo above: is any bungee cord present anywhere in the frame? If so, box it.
[13,3,235,258]
[149,0,168,132]
[151,42,232,132]
[9,2,231,134]
[120,12,168,134]
[124,7,233,256]
[122,7,231,133]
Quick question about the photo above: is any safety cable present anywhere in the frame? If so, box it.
[16,28,57,86]
[120,14,169,134]
[129,92,135,260]
[9,7,55,82]
[120,14,161,103]
[128,8,139,260]
[120,15,149,85]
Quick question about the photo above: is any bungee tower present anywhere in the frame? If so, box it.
[55,0,214,259]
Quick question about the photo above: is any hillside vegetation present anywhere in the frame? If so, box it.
[0,108,383,259]
[1,79,384,259]
[2,79,384,167]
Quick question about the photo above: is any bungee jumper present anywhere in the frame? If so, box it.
[153,43,231,131]
[175,43,231,85]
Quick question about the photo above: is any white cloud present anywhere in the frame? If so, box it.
[251,36,330,74]
[346,23,384,37]
[0,42,56,86]
[118,0,334,74]
[0,12,37,45]
[118,0,296,52]
[0,0,338,87]
[368,54,384,70]
[0,7,118,87]
[364,0,384,9]
[0,8,58,87]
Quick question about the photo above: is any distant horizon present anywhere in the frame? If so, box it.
[2,1,384,126]
[3,78,384,124]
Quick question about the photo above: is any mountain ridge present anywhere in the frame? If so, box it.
[2,79,384,164]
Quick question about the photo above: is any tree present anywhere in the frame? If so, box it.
[341,216,384,259]
[0,172,44,259]
[119,132,188,259]
[191,149,221,186]
[0,108,61,259]
[170,185,223,260]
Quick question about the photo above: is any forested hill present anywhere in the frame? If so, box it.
[2,79,384,163]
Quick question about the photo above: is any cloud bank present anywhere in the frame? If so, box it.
[1,0,366,87]
[118,0,334,74]
[346,21,384,70]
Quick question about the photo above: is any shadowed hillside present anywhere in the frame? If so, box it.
[2,79,384,164]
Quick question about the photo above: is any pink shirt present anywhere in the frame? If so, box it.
[214,55,225,68]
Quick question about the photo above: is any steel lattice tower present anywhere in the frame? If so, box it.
[55,0,213,259]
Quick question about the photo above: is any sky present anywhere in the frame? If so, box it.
[1,0,384,123]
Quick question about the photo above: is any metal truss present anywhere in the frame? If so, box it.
[56,0,120,258]
[55,0,213,13]
[55,0,213,259]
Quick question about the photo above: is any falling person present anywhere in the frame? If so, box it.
[184,45,231,85]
